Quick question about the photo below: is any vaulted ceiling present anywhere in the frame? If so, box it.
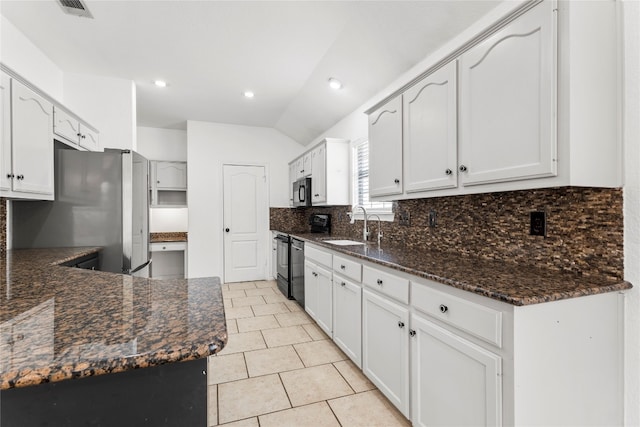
[1,0,501,144]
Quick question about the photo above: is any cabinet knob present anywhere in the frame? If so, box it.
[81,134,86,139]
[314,194,319,197]
[157,180,160,184]
[409,329,416,337]
[162,246,166,250]
[340,265,346,270]
[439,304,448,314]
[6,173,14,179]
[77,132,82,137]
[225,228,230,232]
[376,279,383,285]
[398,321,405,329]
[394,179,400,184]
[16,174,24,180]
[459,165,468,172]
[341,282,346,287]
[445,169,452,175]
[313,272,318,277]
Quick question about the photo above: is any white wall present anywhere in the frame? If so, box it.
[0,14,64,101]
[137,126,189,233]
[137,126,187,161]
[622,1,640,424]
[187,120,304,279]
[63,73,136,151]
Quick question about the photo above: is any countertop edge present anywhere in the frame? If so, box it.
[287,233,632,306]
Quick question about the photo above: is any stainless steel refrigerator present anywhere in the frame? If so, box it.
[12,147,151,277]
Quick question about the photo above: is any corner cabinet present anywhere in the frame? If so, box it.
[368,96,403,197]
[53,106,101,152]
[458,1,556,186]
[1,77,54,200]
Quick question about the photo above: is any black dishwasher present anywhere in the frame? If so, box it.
[290,238,305,306]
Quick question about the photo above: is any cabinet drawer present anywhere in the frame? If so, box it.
[306,245,332,268]
[333,255,362,282]
[150,242,186,252]
[411,280,502,348]
[363,266,409,304]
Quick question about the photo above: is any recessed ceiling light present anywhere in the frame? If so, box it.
[328,78,343,90]
[243,91,255,99]
[154,80,167,88]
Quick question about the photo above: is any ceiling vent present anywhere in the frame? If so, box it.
[57,0,93,19]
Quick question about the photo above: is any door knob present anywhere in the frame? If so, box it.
[225,228,230,232]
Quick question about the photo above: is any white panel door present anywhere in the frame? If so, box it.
[311,144,326,204]
[368,95,403,197]
[333,277,362,367]
[315,263,333,336]
[53,107,80,146]
[223,164,268,283]
[404,61,458,192]
[362,289,410,416]
[304,260,319,320]
[411,314,502,427]
[10,79,53,196]
[0,72,11,192]
[459,1,556,186]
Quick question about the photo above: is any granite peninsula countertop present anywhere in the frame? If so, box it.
[0,247,226,390]
[150,232,188,242]
[287,233,632,306]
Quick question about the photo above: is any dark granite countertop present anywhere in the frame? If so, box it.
[0,247,226,390]
[150,232,188,243]
[287,232,632,306]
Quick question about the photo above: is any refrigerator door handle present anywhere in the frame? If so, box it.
[130,259,152,274]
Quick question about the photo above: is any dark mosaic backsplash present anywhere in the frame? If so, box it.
[270,187,624,280]
[0,198,6,254]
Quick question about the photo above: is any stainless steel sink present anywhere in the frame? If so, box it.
[322,239,365,246]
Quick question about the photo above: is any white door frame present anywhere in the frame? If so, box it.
[221,162,270,283]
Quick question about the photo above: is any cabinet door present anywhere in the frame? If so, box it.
[315,263,333,336]
[295,157,304,180]
[155,161,187,190]
[411,314,502,427]
[11,79,54,196]
[368,95,403,197]
[53,107,80,146]
[0,72,11,192]
[459,2,556,186]
[303,152,312,177]
[79,124,100,151]
[333,277,362,367]
[404,61,457,192]
[304,260,319,320]
[289,162,297,205]
[311,144,326,204]
[362,289,409,416]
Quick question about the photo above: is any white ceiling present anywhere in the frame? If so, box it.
[1,0,501,144]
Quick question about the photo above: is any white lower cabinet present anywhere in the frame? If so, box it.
[410,313,502,427]
[362,288,410,417]
[332,276,362,368]
[304,259,332,335]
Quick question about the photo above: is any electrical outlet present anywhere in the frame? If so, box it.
[530,211,546,237]
[429,210,437,227]
[398,211,411,226]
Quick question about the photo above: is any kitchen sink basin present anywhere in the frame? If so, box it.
[322,239,365,246]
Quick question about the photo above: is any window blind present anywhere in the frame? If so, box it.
[353,141,392,212]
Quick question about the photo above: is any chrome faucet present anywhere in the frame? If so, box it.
[367,214,383,247]
[350,205,369,242]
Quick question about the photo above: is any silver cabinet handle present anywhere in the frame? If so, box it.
[439,304,448,314]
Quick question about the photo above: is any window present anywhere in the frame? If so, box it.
[352,139,393,219]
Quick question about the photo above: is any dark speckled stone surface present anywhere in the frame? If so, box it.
[0,247,226,390]
[150,232,188,242]
[289,233,631,306]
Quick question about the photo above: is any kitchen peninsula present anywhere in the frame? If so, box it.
[0,247,227,426]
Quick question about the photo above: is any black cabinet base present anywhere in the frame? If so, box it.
[1,358,207,427]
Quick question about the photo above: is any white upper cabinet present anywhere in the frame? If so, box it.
[294,156,304,180]
[53,106,101,152]
[311,144,326,203]
[302,152,312,177]
[9,79,54,198]
[368,96,403,197]
[155,161,187,190]
[0,72,11,192]
[459,1,555,186]
[403,61,458,193]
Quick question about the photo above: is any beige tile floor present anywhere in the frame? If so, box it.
[208,279,411,427]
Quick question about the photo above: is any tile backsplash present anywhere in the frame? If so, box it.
[0,198,6,254]
[270,187,624,280]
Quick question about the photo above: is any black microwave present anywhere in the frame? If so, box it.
[293,177,312,207]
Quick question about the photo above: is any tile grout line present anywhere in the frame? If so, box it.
[331,361,358,396]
